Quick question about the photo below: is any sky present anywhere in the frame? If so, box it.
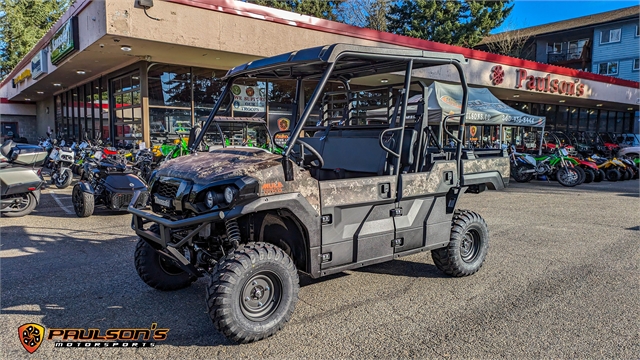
[492,0,640,33]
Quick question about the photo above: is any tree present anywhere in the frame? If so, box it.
[0,0,72,79]
[386,0,513,48]
[247,0,339,20]
[336,0,389,32]
[483,25,535,60]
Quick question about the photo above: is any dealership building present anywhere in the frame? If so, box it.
[1,0,638,146]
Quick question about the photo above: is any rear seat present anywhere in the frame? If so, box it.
[299,128,419,179]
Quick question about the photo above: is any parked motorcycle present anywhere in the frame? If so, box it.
[49,143,75,189]
[0,140,47,217]
[72,150,148,217]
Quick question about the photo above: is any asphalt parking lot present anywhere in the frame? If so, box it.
[1,178,638,359]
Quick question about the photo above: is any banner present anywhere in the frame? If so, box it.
[50,17,79,65]
[231,84,266,113]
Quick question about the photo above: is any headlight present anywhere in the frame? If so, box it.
[205,191,215,208]
[224,187,235,204]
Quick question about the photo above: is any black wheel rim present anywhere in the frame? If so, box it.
[240,271,282,322]
[8,194,30,211]
[158,256,185,276]
[460,229,481,263]
[72,188,83,213]
[57,171,68,185]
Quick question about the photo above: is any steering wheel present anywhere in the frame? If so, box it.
[290,139,324,169]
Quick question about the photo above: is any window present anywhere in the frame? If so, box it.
[636,25,639,37]
[600,28,621,44]
[567,39,588,59]
[598,61,618,75]
[634,58,639,71]
[547,42,562,53]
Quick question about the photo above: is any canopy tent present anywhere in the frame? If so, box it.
[367,81,546,128]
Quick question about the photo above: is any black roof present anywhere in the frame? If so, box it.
[224,43,467,80]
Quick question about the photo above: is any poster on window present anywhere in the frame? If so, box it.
[231,84,266,112]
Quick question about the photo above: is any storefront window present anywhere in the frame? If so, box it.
[587,109,597,130]
[111,71,142,144]
[193,67,225,119]
[148,65,191,107]
[578,108,588,131]
[567,107,578,131]
[597,110,608,132]
[556,106,568,131]
[149,108,192,139]
[608,111,618,132]
[542,104,557,131]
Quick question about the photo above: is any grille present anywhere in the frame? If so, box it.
[110,193,133,209]
[156,182,179,198]
[109,191,148,209]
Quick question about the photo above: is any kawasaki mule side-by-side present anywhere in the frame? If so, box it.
[128,44,510,343]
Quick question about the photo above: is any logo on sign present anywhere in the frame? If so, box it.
[50,17,79,65]
[490,65,504,85]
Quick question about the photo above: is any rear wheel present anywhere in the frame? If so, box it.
[2,192,37,217]
[594,169,605,182]
[573,166,585,185]
[206,242,299,343]
[622,168,632,181]
[606,168,621,182]
[583,168,595,183]
[556,167,580,187]
[72,185,94,217]
[511,165,533,183]
[432,210,489,277]
[134,238,195,291]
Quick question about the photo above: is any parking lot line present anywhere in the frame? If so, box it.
[49,190,74,215]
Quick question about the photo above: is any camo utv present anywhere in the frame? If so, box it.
[129,44,510,343]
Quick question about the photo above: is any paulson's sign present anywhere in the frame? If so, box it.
[515,69,586,97]
[50,17,79,65]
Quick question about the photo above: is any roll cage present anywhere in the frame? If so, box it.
[191,43,471,182]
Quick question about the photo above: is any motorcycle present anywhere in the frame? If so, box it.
[0,140,47,217]
[49,143,75,189]
[72,149,148,217]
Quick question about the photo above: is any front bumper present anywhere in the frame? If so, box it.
[129,191,229,248]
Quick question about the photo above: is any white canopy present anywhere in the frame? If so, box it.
[368,82,546,128]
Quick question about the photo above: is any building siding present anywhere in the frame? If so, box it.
[592,21,640,81]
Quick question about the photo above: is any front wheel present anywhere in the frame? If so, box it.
[72,185,94,217]
[556,167,580,187]
[594,169,605,182]
[2,192,37,217]
[134,238,195,291]
[206,242,299,343]
[431,210,489,277]
[55,168,73,189]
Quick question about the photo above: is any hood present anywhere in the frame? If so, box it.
[154,148,282,184]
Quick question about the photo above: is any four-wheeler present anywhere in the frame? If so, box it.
[129,44,510,343]
[72,149,148,217]
[0,140,47,217]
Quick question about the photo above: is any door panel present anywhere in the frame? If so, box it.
[320,175,396,269]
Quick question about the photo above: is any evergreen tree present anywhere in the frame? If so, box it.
[0,0,72,78]
[386,0,513,47]
[247,0,338,20]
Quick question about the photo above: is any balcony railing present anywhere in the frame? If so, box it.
[547,47,590,64]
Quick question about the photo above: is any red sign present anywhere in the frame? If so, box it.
[515,69,585,97]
